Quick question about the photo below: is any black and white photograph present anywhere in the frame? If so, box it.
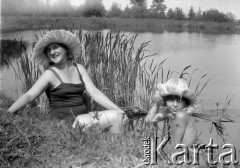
[0,0,240,167]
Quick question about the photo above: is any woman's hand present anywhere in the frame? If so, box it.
[1,109,15,121]
[117,109,129,124]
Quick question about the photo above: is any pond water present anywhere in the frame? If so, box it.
[1,29,240,150]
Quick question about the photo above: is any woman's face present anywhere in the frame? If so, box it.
[165,96,187,113]
[45,43,67,64]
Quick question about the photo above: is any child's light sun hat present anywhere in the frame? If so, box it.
[32,29,81,67]
[154,78,198,113]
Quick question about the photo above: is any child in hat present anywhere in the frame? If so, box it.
[145,78,198,150]
[7,30,127,134]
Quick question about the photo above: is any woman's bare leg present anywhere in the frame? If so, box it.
[72,110,125,134]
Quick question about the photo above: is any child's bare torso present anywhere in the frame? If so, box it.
[171,112,198,147]
[152,108,198,147]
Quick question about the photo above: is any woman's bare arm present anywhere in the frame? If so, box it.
[77,64,123,113]
[7,70,51,113]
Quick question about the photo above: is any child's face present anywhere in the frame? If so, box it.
[165,96,187,113]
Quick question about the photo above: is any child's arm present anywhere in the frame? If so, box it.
[145,102,159,123]
[151,112,166,122]
[151,107,175,122]
[145,103,172,123]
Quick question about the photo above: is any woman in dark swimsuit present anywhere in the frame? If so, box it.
[7,30,127,134]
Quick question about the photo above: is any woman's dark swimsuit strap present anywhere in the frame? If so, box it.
[73,63,85,85]
[48,68,63,83]
[48,63,84,84]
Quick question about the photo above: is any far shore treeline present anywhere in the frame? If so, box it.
[1,0,239,23]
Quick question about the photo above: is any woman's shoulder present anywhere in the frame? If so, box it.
[75,63,88,74]
[44,67,55,75]
[75,63,85,69]
[32,69,54,86]
[40,69,57,81]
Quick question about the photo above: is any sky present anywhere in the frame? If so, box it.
[56,0,240,19]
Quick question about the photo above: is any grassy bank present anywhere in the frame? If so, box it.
[1,16,240,34]
[0,94,216,168]
[0,92,148,168]
[0,94,237,168]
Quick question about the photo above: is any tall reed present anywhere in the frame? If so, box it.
[76,31,154,111]
[0,39,26,68]
[10,41,48,110]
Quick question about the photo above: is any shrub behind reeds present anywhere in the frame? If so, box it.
[2,16,239,34]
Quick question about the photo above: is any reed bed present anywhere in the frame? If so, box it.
[11,49,41,94]
[76,31,154,110]
[10,41,48,111]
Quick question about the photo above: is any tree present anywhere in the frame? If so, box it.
[166,8,175,19]
[130,0,148,18]
[195,7,202,21]
[82,0,106,17]
[225,12,236,22]
[174,7,185,20]
[108,2,123,18]
[122,5,132,18]
[202,9,228,22]
[149,0,166,18]
[188,6,195,20]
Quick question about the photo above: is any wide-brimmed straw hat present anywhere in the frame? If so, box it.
[154,78,198,113]
[32,29,81,67]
